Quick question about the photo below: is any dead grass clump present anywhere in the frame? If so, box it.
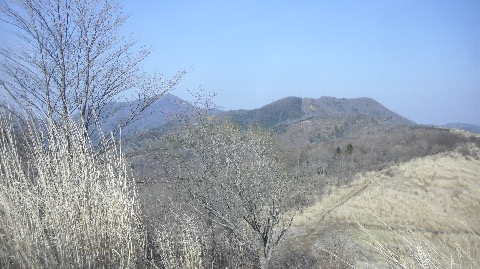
[359,214,480,269]
[0,116,145,268]
[267,244,317,269]
[150,206,260,269]
[313,223,357,269]
[154,212,204,269]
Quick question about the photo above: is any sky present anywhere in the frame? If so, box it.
[0,1,477,125]
[121,0,479,126]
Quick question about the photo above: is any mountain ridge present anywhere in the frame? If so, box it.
[442,122,480,134]
[99,93,480,137]
[98,93,195,137]
[223,95,414,130]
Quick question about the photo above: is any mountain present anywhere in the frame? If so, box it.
[443,122,480,134]
[99,94,415,138]
[231,97,479,188]
[223,96,305,128]
[302,96,414,125]
[98,93,196,137]
[224,96,414,129]
[220,96,416,160]
[128,94,465,187]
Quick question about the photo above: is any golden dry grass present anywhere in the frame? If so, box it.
[293,144,480,268]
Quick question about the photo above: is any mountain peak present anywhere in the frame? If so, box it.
[300,96,414,126]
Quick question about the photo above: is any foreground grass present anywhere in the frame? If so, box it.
[356,211,480,269]
[0,117,145,268]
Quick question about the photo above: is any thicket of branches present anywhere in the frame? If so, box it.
[157,119,306,268]
[0,0,183,143]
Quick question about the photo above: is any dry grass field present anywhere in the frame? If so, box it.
[291,140,480,268]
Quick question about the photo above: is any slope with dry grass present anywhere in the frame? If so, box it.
[292,139,480,268]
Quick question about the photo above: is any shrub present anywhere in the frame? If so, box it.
[0,116,145,268]
[155,212,204,269]
[267,244,317,269]
[160,119,302,268]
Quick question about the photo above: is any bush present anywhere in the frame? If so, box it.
[267,245,317,269]
[0,116,145,268]
[155,212,204,269]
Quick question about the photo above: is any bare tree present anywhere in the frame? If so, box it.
[0,0,183,140]
[162,119,302,268]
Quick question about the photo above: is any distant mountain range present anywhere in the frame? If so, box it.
[98,93,195,137]
[121,93,480,189]
[99,93,479,136]
[442,122,480,134]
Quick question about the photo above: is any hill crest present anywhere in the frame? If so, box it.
[224,95,414,129]
[100,94,416,137]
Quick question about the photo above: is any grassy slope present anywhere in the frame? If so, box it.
[292,142,480,267]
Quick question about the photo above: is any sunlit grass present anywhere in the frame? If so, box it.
[0,116,145,268]
[358,210,479,269]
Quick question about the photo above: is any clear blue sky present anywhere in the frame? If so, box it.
[122,0,479,125]
[1,1,474,125]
